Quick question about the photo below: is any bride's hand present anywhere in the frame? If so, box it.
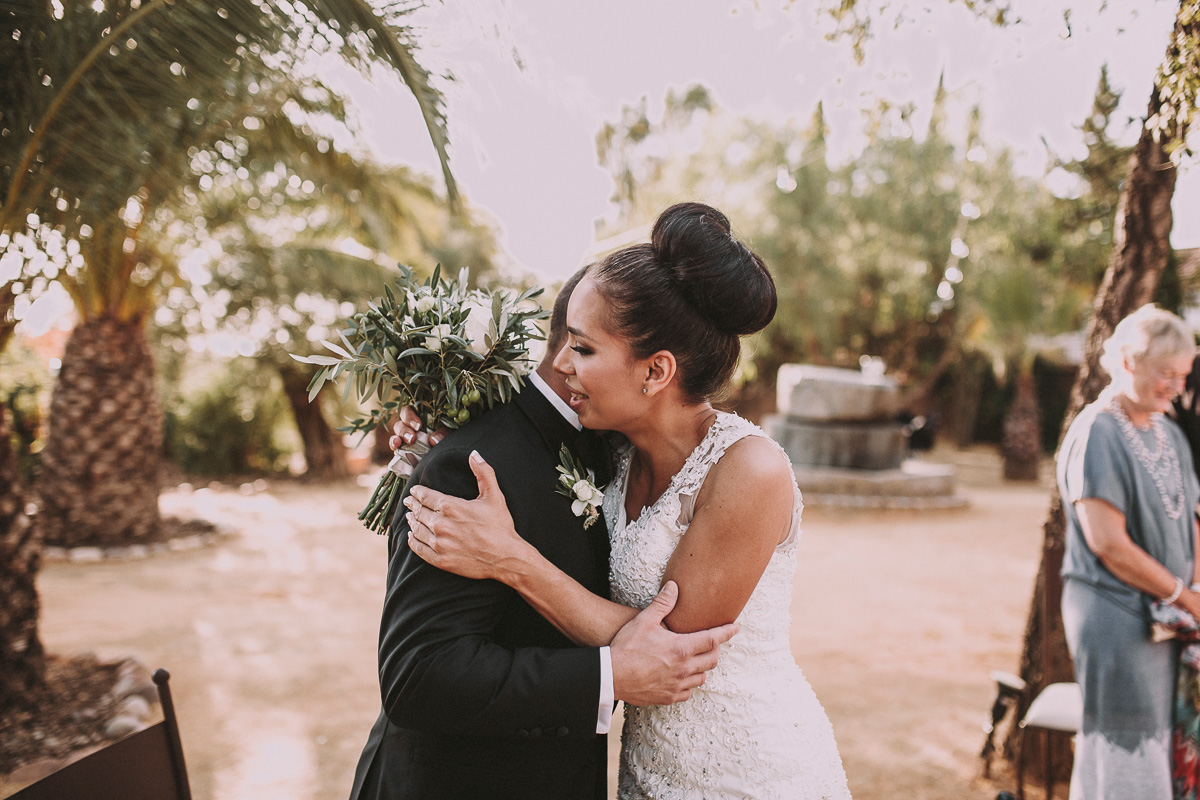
[405,451,531,582]
[389,406,449,451]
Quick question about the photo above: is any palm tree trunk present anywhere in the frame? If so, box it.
[951,355,985,449]
[1002,371,1042,481]
[1002,83,1178,777]
[279,366,349,478]
[0,403,45,714]
[37,317,163,547]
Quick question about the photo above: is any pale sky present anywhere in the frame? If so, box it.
[336,0,1199,282]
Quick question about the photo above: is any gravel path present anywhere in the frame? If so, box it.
[32,446,1051,800]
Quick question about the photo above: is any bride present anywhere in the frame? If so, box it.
[405,202,851,799]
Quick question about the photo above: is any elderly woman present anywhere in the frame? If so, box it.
[1058,304,1200,798]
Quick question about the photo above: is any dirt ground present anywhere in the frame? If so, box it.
[22,445,1052,800]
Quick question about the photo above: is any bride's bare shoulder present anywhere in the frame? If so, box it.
[705,433,793,500]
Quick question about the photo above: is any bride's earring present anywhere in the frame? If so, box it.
[642,387,647,394]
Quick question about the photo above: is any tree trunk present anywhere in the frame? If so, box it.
[1002,372,1042,481]
[951,355,985,449]
[1001,84,1178,777]
[37,317,163,547]
[279,366,349,479]
[0,403,45,714]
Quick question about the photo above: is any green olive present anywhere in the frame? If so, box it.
[466,388,481,405]
[456,408,471,425]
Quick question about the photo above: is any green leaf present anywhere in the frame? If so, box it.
[322,339,352,359]
[308,375,325,404]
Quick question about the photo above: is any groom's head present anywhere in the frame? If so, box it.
[537,264,590,396]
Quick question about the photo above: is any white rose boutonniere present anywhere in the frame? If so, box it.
[555,445,605,529]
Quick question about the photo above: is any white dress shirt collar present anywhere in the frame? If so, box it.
[528,370,581,431]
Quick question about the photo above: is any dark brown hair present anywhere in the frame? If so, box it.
[590,203,776,401]
[545,264,590,359]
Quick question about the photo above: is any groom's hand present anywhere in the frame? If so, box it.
[611,581,738,707]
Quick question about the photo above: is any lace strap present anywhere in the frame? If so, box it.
[675,414,803,541]
[673,414,756,492]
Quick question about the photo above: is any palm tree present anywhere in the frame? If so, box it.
[0,0,457,708]
[0,403,42,712]
[1,0,455,547]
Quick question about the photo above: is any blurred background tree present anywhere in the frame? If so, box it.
[0,0,459,714]
[150,160,501,479]
[590,75,1101,479]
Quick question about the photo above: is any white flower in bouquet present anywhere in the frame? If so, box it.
[425,323,453,352]
[414,295,438,315]
[463,297,493,356]
[292,264,548,533]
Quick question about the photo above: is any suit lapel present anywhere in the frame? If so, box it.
[513,387,612,594]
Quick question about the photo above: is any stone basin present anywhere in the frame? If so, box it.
[776,364,899,422]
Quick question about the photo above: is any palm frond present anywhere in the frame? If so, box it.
[0,0,455,324]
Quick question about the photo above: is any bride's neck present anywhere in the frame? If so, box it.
[624,401,717,486]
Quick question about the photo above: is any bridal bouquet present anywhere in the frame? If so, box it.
[293,264,548,533]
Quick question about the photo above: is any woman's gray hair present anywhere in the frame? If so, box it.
[1099,304,1195,381]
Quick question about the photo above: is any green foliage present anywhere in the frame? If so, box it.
[1048,66,1135,290]
[164,361,293,477]
[817,0,1014,63]
[0,340,51,482]
[1152,1,1200,161]
[293,265,548,532]
[593,83,1085,401]
[297,264,548,434]
[0,0,455,340]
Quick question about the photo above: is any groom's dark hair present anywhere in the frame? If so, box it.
[544,264,591,359]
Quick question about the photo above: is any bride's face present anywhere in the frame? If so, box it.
[553,276,646,431]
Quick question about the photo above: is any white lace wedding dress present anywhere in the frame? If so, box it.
[605,412,851,800]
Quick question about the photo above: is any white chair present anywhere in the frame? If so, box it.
[980,670,1027,778]
[1015,681,1082,800]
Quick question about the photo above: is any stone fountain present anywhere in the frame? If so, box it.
[763,363,968,509]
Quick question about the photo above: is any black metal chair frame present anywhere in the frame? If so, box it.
[11,668,192,800]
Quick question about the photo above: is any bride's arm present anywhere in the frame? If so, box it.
[658,436,796,634]
[406,451,637,647]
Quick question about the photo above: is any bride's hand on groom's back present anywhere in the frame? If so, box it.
[405,451,527,583]
[611,581,738,707]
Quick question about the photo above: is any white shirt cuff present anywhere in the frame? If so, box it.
[596,646,614,734]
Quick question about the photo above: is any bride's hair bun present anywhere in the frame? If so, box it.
[650,203,777,337]
[590,202,777,402]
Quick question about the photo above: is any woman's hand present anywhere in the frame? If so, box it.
[389,406,449,450]
[1177,588,1200,623]
[405,451,533,582]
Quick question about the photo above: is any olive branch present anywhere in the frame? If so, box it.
[292,264,548,532]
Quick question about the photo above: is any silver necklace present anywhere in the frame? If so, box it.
[1107,398,1185,520]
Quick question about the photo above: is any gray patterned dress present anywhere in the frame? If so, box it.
[1058,396,1200,799]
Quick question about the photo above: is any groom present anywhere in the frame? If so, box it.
[349,268,736,800]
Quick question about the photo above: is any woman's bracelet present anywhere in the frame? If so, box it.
[1163,577,1185,605]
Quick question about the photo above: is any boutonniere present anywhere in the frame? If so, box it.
[555,444,606,529]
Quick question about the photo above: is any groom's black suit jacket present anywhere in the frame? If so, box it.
[349,386,613,800]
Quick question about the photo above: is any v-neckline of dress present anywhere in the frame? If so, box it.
[618,412,727,529]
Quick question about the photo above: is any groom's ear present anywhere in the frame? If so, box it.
[643,351,677,397]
